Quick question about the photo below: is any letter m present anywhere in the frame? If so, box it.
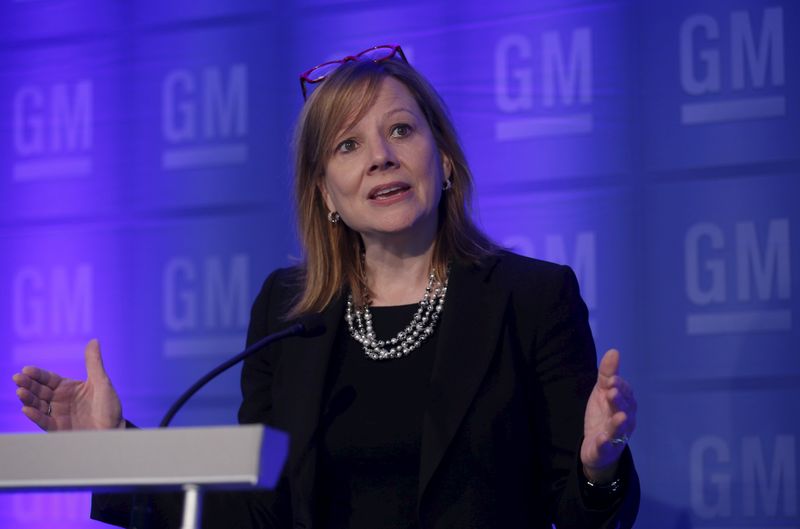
[51,265,93,335]
[542,27,592,107]
[731,7,785,89]
[736,219,791,302]
[742,435,797,516]
[203,64,248,138]
[204,254,249,328]
[51,81,93,152]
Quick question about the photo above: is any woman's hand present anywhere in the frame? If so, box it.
[580,348,637,483]
[12,339,124,432]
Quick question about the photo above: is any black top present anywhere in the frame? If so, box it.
[91,253,640,529]
[315,304,438,529]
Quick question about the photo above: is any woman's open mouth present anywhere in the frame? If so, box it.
[368,182,412,202]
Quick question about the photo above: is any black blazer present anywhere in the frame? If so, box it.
[92,251,639,528]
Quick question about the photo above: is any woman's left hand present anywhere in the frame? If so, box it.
[580,348,637,483]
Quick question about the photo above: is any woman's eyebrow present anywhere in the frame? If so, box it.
[335,107,416,138]
[383,107,416,119]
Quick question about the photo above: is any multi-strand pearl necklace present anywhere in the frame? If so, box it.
[345,269,449,361]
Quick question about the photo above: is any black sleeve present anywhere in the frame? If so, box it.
[90,269,293,529]
[227,268,294,528]
[529,265,640,529]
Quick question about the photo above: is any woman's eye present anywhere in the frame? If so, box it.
[391,124,412,138]
[336,139,357,153]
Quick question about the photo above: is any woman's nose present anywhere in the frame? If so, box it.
[367,137,397,174]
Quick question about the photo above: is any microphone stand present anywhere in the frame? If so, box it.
[129,316,323,529]
[159,321,309,428]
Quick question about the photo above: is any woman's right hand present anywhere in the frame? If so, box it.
[12,339,124,432]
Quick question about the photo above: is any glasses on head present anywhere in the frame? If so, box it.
[299,44,408,100]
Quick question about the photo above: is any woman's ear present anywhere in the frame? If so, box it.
[318,178,336,212]
[440,152,453,182]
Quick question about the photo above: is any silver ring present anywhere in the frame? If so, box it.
[610,433,629,446]
[46,403,52,416]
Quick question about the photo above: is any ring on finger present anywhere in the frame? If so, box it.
[46,402,52,416]
[610,433,629,446]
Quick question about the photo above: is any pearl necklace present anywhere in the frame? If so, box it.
[345,269,448,361]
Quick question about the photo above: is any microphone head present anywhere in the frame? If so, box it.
[297,313,326,337]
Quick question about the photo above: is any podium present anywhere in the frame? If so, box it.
[0,425,289,529]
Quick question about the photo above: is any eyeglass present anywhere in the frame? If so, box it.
[299,44,408,100]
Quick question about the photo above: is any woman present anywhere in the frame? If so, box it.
[13,45,639,528]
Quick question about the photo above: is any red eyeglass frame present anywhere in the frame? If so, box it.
[299,44,408,100]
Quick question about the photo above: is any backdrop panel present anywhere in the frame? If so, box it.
[0,40,126,221]
[643,173,799,381]
[642,0,799,171]
[0,0,798,528]
[126,23,280,212]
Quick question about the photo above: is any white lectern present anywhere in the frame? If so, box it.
[0,425,289,529]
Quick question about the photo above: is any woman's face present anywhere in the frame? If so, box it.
[320,77,451,246]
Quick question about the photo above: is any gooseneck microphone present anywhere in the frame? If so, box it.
[158,314,325,428]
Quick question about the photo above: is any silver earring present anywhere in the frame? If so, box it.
[442,179,452,191]
[327,211,341,224]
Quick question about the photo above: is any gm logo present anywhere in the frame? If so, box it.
[679,7,785,124]
[11,264,94,361]
[161,254,250,357]
[690,435,797,520]
[502,231,597,330]
[12,81,93,181]
[684,219,791,335]
[161,64,248,170]
[494,28,592,141]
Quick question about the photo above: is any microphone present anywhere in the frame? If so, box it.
[158,314,326,427]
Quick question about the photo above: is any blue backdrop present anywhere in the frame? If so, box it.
[1,0,797,527]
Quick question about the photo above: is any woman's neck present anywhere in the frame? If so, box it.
[362,237,436,307]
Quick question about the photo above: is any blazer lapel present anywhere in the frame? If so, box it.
[418,255,509,505]
[275,295,345,528]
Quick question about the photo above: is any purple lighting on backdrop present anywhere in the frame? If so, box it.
[1,0,798,528]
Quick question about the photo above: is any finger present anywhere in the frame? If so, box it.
[15,387,49,413]
[13,373,56,402]
[607,385,637,416]
[608,411,635,440]
[602,374,628,392]
[589,417,632,463]
[12,372,31,388]
[585,412,636,469]
[592,430,624,463]
[601,374,621,392]
[607,387,625,410]
[21,405,52,432]
[598,349,620,384]
[84,339,108,382]
[615,380,638,415]
[606,376,637,414]
[24,377,55,402]
[607,397,636,431]
[614,377,634,398]
[20,365,62,390]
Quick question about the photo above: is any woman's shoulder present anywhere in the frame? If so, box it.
[473,250,582,308]
[486,250,588,323]
[486,250,575,286]
[263,264,304,288]
[251,265,305,317]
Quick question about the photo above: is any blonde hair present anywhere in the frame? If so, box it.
[288,58,496,318]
